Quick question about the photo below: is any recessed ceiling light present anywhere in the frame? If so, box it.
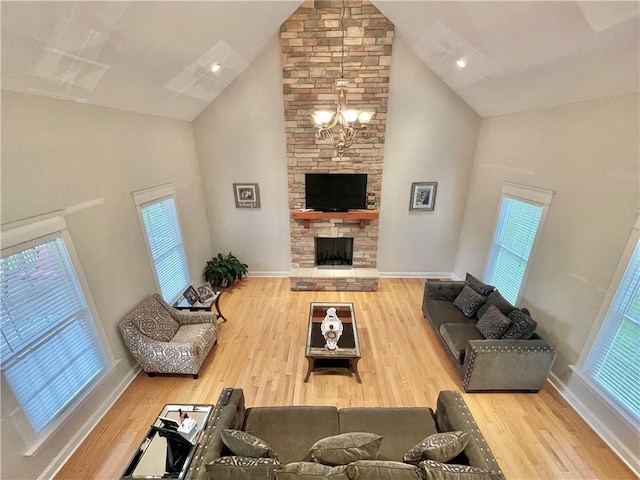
[210,63,221,73]
[456,59,466,69]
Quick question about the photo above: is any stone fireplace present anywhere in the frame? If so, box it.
[281,0,394,291]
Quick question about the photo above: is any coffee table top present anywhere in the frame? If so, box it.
[306,302,360,358]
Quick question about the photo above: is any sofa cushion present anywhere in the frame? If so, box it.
[425,300,472,330]
[403,431,470,464]
[310,432,382,466]
[476,306,511,339]
[243,406,339,465]
[464,274,495,297]
[275,462,349,480]
[346,460,423,480]
[220,429,277,458]
[339,407,437,462]
[453,287,486,318]
[419,460,502,480]
[439,324,484,364]
[502,309,537,339]
[476,291,515,320]
[171,323,216,356]
[205,456,280,480]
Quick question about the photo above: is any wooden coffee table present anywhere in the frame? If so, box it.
[304,302,361,383]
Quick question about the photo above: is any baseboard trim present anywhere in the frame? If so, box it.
[378,271,455,278]
[547,372,640,477]
[39,365,141,480]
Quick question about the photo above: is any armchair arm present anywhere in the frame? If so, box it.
[462,339,557,392]
[172,310,216,325]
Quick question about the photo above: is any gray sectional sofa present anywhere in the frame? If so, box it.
[186,387,504,480]
[422,278,557,392]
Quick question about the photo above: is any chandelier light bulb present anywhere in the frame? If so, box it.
[341,109,359,123]
[357,111,374,124]
[312,110,334,126]
[210,63,221,72]
[456,59,466,69]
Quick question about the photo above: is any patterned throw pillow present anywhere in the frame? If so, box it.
[310,432,383,466]
[476,305,511,339]
[403,431,470,464]
[465,273,495,296]
[206,456,281,480]
[453,286,487,318]
[419,460,501,480]
[221,429,277,459]
[503,309,537,339]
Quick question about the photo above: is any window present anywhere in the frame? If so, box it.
[485,183,554,304]
[583,229,640,420]
[133,185,190,303]
[1,215,108,435]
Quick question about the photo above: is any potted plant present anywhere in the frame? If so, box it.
[203,252,248,288]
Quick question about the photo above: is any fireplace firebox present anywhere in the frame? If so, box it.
[315,238,353,266]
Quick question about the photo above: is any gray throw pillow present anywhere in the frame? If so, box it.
[206,456,280,480]
[465,273,495,296]
[403,431,470,464]
[476,290,515,319]
[275,462,349,480]
[476,305,511,339]
[346,460,423,480]
[453,286,486,318]
[220,429,277,459]
[419,460,502,480]
[310,432,383,466]
[503,309,537,339]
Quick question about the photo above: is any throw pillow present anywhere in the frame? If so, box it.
[403,431,470,464]
[464,273,495,297]
[476,305,511,339]
[503,309,537,339]
[476,290,515,320]
[275,462,349,480]
[346,460,423,480]
[453,286,486,318]
[309,432,383,466]
[419,460,502,480]
[220,429,277,459]
[206,456,280,480]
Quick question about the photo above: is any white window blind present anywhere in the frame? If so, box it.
[584,240,640,419]
[140,196,189,303]
[485,196,544,304]
[1,236,108,433]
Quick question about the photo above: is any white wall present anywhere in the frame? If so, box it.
[1,91,211,479]
[193,34,291,275]
[378,34,480,276]
[454,93,639,467]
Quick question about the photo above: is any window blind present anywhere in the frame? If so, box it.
[485,197,543,304]
[585,240,640,419]
[140,197,189,303]
[1,237,107,433]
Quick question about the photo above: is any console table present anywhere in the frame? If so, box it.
[291,209,379,229]
[121,404,213,479]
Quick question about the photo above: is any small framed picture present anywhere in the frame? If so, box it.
[182,285,199,306]
[196,283,215,303]
[233,183,261,208]
[410,182,438,211]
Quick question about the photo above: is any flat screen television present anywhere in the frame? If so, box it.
[305,173,367,212]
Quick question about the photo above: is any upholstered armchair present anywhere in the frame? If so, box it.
[119,294,218,379]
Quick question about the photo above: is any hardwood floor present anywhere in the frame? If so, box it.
[55,278,635,480]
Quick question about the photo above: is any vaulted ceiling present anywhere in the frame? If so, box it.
[2,1,638,121]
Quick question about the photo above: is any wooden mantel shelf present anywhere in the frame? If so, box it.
[291,209,379,229]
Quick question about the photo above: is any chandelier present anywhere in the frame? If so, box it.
[312,0,374,157]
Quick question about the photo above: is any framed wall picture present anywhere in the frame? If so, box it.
[182,285,199,306]
[233,183,261,208]
[410,182,438,211]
